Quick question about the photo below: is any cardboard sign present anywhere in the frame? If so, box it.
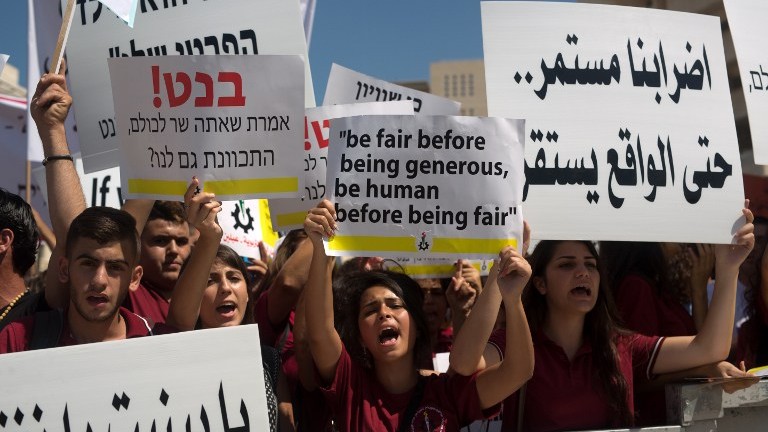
[326,115,525,259]
[482,2,745,244]
[64,0,314,173]
[33,153,124,209]
[0,325,269,431]
[723,0,768,165]
[323,64,461,115]
[109,55,304,200]
[268,101,414,230]
[220,199,279,259]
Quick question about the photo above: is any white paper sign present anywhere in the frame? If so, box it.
[65,0,314,173]
[482,1,745,244]
[220,199,279,259]
[323,64,461,115]
[384,257,493,279]
[326,115,525,259]
[723,0,768,165]
[268,101,414,230]
[109,55,304,200]
[0,95,49,224]
[33,153,124,209]
[0,325,269,431]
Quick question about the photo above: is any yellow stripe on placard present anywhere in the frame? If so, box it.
[128,179,188,196]
[329,235,518,255]
[431,238,518,255]
[259,199,279,247]
[403,264,456,277]
[329,235,417,252]
[205,177,298,195]
[276,211,308,228]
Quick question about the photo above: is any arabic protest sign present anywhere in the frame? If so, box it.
[108,55,304,200]
[220,199,279,259]
[483,2,744,244]
[326,115,525,259]
[723,0,768,165]
[65,0,314,173]
[33,153,124,209]
[323,64,461,115]
[268,101,414,231]
[0,325,269,431]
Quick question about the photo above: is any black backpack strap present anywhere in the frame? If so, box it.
[29,309,64,350]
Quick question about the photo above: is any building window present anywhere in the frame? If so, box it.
[460,74,466,97]
[468,74,475,97]
[444,75,449,97]
[452,75,458,97]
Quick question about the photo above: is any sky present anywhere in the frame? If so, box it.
[0,1,496,101]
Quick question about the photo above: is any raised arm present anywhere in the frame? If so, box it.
[446,259,482,334]
[302,199,342,383]
[265,236,312,326]
[121,199,156,240]
[165,179,221,331]
[30,65,87,308]
[474,247,534,409]
[654,205,754,374]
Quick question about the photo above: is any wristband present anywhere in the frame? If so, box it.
[42,154,74,166]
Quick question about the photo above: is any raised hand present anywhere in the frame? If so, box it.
[183,177,222,241]
[31,61,72,134]
[304,199,337,246]
[715,202,755,271]
[496,246,531,300]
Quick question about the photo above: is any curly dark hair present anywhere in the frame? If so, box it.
[332,270,431,370]
[524,240,633,426]
[0,188,39,275]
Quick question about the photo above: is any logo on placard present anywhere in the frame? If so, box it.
[417,231,432,252]
[231,202,255,234]
[411,406,446,431]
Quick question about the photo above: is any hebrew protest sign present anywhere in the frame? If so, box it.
[323,63,461,115]
[723,0,768,165]
[220,199,279,260]
[0,325,269,431]
[64,0,314,173]
[326,115,525,259]
[109,55,304,200]
[268,101,414,230]
[483,1,744,243]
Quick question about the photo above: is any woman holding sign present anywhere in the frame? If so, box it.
[450,204,754,432]
[301,199,533,432]
[166,178,292,432]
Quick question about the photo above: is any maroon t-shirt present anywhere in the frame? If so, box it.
[122,282,169,326]
[0,307,176,353]
[614,274,696,337]
[320,345,499,432]
[488,328,664,432]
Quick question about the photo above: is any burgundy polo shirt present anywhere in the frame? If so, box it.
[0,307,176,354]
[489,328,664,432]
[614,274,696,337]
[122,282,170,326]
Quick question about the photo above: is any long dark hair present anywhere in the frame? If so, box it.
[524,240,633,426]
[193,244,254,328]
[333,270,431,370]
[599,241,678,304]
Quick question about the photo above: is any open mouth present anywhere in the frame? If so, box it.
[86,295,109,306]
[216,302,238,316]
[570,286,592,297]
[378,327,400,346]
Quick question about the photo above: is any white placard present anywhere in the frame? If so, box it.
[384,257,493,279]
[0,325,269,431]
[109,55,304,200]
[0,54,7,75]
[482,1,744,244]
[33,153,124,209]
[326,115,525,259]
[323,64,461,115]
[220,199,279,259]
[723,0,768,165]
[268,101,414,230]
[0,95,49,224]
[65,0,314,173]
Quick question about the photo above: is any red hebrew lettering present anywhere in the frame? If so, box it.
[194,72,215,107]
[152,65,162,108]
[217,72,246,107]
[163,71,192,108]
[312,119,330,149]
[305,117,311,151]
